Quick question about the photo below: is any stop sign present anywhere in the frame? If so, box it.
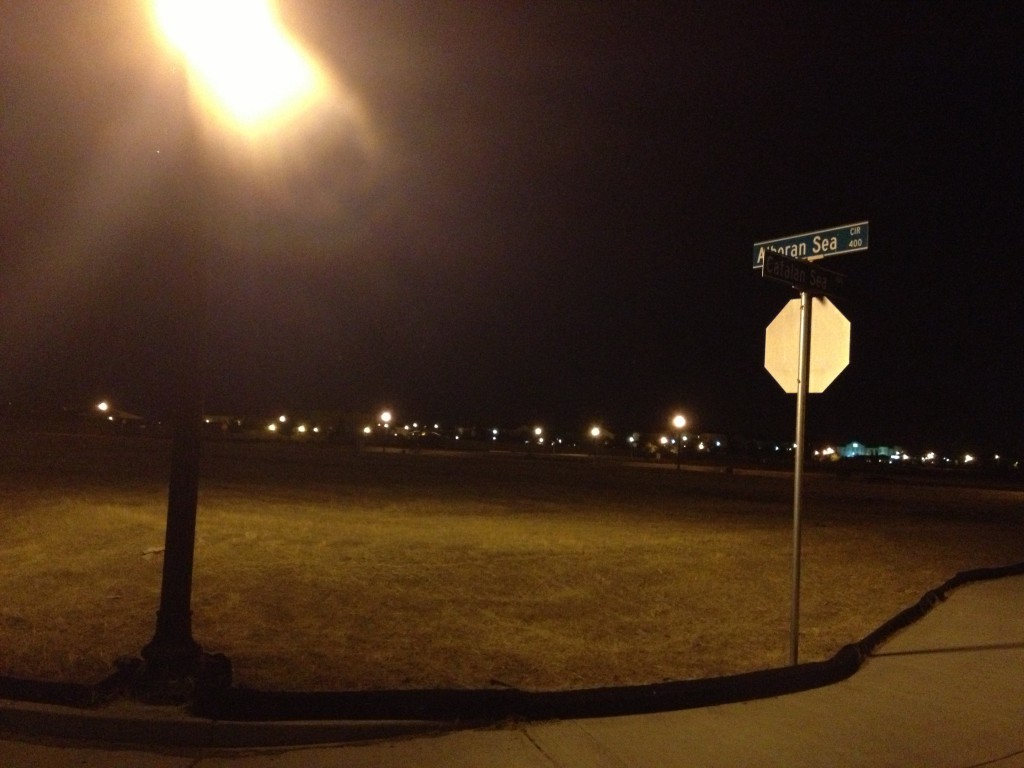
[765,297,850,393]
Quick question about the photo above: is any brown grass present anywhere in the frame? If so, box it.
[1,433,1021,691]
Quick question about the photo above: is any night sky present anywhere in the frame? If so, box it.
[2,2,1022,452]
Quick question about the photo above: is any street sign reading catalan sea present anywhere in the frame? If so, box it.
[752,221,869,268]
[761,248,847,297]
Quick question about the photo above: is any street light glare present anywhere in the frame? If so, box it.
[152,0,325,131]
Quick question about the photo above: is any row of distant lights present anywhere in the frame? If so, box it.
[360,410,441,436]
[650,435,716,451]
[816,444,997,465]
[265,414,321,434]
[95,402,998,465]
[97,403,695,445]
[360,412,693,446]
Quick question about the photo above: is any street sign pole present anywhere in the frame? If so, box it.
[758,221,864,666]
[790,291,812,666]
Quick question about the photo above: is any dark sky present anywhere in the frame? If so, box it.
[2,2,1022,451]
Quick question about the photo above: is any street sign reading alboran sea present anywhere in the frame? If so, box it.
[752,221,868,268]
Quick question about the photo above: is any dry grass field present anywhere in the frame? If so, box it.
[1,432,1021,692]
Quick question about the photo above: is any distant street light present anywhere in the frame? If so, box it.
[379,410,392,452]
[590,425,601,456]
[672,414,687,470]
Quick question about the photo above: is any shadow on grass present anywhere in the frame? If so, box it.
[3,561,1022,725]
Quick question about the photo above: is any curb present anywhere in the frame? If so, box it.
[192,561,1024,724]
[0,699,454,749]
[3,561,1023,748]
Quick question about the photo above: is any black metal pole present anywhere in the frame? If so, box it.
[141,243,204,681]
[138,62,223,697]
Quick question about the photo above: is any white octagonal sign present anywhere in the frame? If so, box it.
[765,297,850,393]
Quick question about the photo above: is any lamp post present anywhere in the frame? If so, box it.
[136,54,211,694]
[590,425,601,456]
[672,414,687,470]
[139,0,329,698]
[379,410,392,452]
[530,425,543,455]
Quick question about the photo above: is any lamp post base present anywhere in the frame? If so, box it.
[135,634,231,705]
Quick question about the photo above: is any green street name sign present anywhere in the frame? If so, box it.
[761,248,846,297]
[752,221,868,268]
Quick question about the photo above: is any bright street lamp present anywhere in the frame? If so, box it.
[151,0,328,135]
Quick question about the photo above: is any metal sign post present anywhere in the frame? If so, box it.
[790,291,812,666]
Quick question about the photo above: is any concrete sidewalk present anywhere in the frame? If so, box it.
[2,573,1023,766]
